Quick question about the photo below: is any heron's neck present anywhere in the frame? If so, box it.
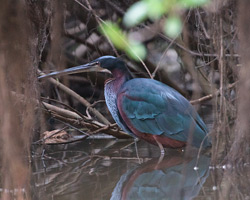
[104,68,134,135]
[106,68,132,90]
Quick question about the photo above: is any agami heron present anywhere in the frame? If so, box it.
[39,56,211,152]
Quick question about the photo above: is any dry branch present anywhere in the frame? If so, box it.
[177,27,216,95]
[39,70,110,125]
[190,82,237,105]
[12,89,131,141]
[41,101,131,139]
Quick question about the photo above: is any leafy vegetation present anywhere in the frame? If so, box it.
[101,0,209,60]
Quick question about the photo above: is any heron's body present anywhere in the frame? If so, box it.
[39,56,211,149]
[104,67,210,148]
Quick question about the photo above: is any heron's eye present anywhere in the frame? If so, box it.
[91,61,99,66]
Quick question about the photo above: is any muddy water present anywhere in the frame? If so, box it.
[31,140,211,200]
[30,105,250,200]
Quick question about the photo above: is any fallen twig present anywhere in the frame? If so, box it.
[41,101,131,139]
[39,70,110,125]
[190,81,237,104]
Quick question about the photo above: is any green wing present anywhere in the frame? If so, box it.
[117,78,209,147]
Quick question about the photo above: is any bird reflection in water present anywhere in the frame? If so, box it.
[111,153,210,200]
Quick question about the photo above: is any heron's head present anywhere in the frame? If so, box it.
[92,56,127,72]
[38,56,128,80]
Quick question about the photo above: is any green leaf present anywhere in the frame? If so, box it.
[146,0,165,19]
[123,1,148,27]
[164,16,182,38]
[178,0,208,8]
[99,21,127,49]
[146,0,174,19]
[126,41,146,61]
[100,21,147,61]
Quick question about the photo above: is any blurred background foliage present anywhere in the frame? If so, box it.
[102,0,209,60]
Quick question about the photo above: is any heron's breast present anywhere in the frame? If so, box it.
[104,80,133,134]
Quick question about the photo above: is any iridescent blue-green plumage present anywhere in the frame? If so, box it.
[96,56,210,149]
[117,78,210,148]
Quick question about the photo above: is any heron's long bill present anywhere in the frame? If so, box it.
[39,62,110,80]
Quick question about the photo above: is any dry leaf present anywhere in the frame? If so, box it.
[41,129,71,144]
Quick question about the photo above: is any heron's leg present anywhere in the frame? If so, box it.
[134,138,141,164]
[156,140,164,164]
[153,136,165,163]
[153,136,165,155]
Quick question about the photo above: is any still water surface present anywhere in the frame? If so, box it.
[31,105,250,200]
[32,139,216,200]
